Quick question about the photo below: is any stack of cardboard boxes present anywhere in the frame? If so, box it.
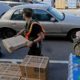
[0,75,20,80]
[0,63,21,76]
[1,35,49,80]
[0,63,21,80]
[0,55,49,80]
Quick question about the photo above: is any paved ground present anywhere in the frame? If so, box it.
[48,63,68,80]
[0,37,74,80]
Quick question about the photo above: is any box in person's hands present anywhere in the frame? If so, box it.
[20,55,49,80]
[2,35,29,53]
[0,75,20,80]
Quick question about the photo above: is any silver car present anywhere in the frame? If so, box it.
[0,1,26,7]
[0,3,80,41]
[0,3,11,17]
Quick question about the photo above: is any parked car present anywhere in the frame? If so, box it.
[0,1,25,7]
[74,9,80,17]
[0,3,80,41]
[59,9,80,17]
[0,3,11,17]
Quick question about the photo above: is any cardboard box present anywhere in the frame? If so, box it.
[0,75,20,80]
[55,0,65,9]
[0,63,21,76]
[20,77,40,80]
[20,55,49,80]
[2,35,29,53]
[0,63,10,74]
[4,64,21,76]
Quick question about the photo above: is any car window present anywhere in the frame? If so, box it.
[11,9,53,21]
[11,9,24,20]
[0,12,5,18]
[33,9,52,21]
[47,7,64,21]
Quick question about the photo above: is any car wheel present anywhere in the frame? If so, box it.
[1,28,16,39]
[68,30,80,42]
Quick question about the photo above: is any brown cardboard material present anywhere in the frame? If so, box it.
[20,77,40,80]
[55,0,65,9]
[0,63,10,74]
[4,64,21,76]
[0,63,21,77]
[0,75,20,80]
[20,55,49,80]
[2,35,29,53]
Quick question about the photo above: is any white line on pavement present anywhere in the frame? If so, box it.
[49,60,68,64]
[0,59,69,64]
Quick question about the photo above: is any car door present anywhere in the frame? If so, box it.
[33,9,62,35]
[9,9,26,31]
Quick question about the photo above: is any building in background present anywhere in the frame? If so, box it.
[0,0,80,8]
[42,0,54,6]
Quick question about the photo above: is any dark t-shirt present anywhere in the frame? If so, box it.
[25,21,43,41]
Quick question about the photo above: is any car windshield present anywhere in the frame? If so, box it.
[47,7,64,21]
[0,12,6,18]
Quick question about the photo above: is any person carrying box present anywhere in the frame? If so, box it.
[16,8,45,56]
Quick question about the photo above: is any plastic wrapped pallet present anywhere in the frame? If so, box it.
[68,54,80,80]
[67,0,77,8]
[0,63,21,77]
[68,64,80,80]
[2,35,29,53]
[20,55,49,80]
[72,66,80,80]
[0,75,20,80]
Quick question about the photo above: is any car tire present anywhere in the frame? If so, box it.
[67,29,80,42]
[1,28,16,39]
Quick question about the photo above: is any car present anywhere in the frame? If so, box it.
[0,3,11,17]
[0,1,25,7]
[73,9,80,17]
[59,9,80,17]
[0,3,80,41]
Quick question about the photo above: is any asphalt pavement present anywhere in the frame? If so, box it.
[0,37,74,80]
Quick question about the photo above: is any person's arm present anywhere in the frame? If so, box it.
[27,32,44,47]
[26,23,45,47]
[33,32,45,43]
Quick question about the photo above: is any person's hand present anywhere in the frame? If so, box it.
[27,41,33,47]
[14,35,18,37]
[14,34,19,37]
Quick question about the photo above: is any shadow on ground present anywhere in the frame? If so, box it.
[45,36,70,42]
